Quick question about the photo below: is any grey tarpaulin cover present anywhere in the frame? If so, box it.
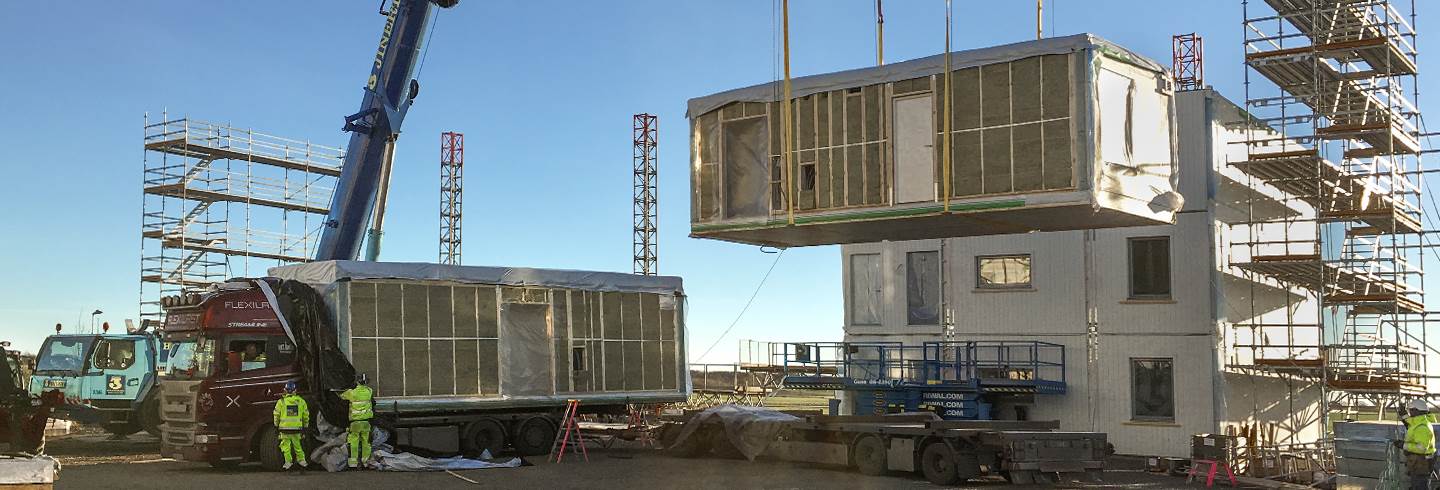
[310,416,522,472]
[686,33,1165,117]
[669,405,801,461]
[271,260,684,296]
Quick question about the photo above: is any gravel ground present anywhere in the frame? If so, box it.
[40,433,1207,490]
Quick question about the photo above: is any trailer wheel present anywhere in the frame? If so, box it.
[512,416,557,456]
[852,435,887,476]
[463,419,506,456]
[920,441,961,485]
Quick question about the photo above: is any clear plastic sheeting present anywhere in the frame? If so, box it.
[668,405,802,461]
[687,34,1162,118]
[849,253,882,325]
[722,118,770,219]
[270,260,684,296]
[500,303,552,397]
[905,251,940,325]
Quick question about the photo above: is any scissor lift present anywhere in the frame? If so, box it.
[771,341,1066,420]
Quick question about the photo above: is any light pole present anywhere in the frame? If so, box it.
[90,309,103,334]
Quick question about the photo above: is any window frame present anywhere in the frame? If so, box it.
[848,253,883,326]
[975,254,1034,290]
[1127,236,1172,300]
[904,250,942,326]
[1129,357,1175,422]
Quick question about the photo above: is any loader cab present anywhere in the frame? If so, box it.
[28,331,160,434]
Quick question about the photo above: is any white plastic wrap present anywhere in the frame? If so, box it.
[271,260,683,295]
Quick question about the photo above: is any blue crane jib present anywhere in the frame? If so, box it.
[314,0,459,262]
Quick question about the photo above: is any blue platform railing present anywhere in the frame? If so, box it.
[777,340,1066,394]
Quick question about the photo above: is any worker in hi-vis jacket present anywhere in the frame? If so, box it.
[340,374,375,469]
[1396,399,1436,490]
[273,380,310,470]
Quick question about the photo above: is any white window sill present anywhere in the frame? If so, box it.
[1124,419,1180,427]
[973,287,1036,293]
[1120,298,1176,305]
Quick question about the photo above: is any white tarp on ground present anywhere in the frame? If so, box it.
[271,260,684,296]
[310,418,522,473]
[668,405,801,461]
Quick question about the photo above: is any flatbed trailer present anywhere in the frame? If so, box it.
[677,412,1106,486]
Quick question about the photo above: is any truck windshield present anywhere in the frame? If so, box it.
[163,338,214,380]
[4,354,20,390]
[35,336,96,373]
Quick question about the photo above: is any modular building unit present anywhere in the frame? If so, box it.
[271,261,688,412]
[687,34,1181,248]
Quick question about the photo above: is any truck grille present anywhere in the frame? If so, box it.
[159,380,201,447]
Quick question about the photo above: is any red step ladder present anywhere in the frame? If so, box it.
[549,399,588,463]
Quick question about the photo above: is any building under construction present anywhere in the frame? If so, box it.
[139,116,343,321]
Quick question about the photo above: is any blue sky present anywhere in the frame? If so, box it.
[0,1,1433,361]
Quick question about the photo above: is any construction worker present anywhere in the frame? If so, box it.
[340,373,374,468]
[1396,399,1435,490]
[272,380,309,470]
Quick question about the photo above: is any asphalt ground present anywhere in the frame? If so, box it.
[43,432,1205,489]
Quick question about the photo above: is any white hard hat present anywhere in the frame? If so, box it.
[1408,399,1430,412]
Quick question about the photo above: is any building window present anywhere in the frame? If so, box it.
[976,254,1032,289]
[906,251,940,325]
[571,347,587,372]
[849,253,883,326]
[1131,358,1175,421]
[1128,237,1171,299]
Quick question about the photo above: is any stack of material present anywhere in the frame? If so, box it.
[0,456,57,489]
[1333,421,1407,490]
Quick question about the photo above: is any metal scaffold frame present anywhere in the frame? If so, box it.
[440,131,464,265]
[633,114,658,276]
[140,115,343,321]
[1174,33,1205,91]
[1230,0,1429,417]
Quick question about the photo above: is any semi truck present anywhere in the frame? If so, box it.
[27,328,164,436]
[158,261,687,469]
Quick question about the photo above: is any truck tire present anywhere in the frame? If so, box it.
[920,441,961,485]
[512,417,557,456]
[105,422,142,437]
[463,419,506,456]
[137,394,162,437]
[257,426,285,471]
[852,435,887,476]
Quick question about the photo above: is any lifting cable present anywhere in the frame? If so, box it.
[696,249,787,362]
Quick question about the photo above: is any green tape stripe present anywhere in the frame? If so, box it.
[692,199,1025,233]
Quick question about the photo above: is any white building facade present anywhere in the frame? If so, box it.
[839,89,1324,458]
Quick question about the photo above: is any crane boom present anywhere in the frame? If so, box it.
[315,0,458,261]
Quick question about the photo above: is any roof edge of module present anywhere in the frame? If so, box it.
[268,260,685,295]
[686,33,1166,118]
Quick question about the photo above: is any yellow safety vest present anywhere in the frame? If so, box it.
[341,385,374,421]
[273,394,309,431]
[1403,414,1435,456]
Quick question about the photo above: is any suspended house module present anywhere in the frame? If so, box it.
[688,34,1182,247]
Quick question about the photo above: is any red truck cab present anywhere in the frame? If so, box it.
[158,283,303,469]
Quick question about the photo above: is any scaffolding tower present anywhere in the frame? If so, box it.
[633,114,658,276]
[1173,33,1205,91]
[1231,0,1428,415]
[440,131,464,265]
[140,116,343,321]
